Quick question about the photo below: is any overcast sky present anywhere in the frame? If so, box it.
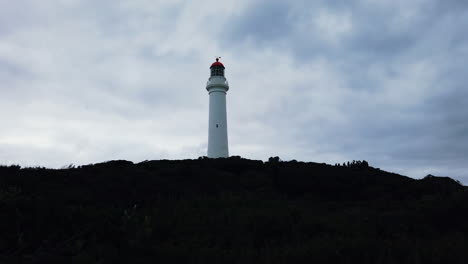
[1,0,467,182]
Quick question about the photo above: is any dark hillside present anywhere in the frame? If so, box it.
[1,157,467,263]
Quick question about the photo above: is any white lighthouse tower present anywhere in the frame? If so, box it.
[206,58,229,158]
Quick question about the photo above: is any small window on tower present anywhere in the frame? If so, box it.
[216,124,219,128]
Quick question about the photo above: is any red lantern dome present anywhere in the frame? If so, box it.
[210,57,225,68]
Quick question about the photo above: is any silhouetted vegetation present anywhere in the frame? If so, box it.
[1,157,467,263]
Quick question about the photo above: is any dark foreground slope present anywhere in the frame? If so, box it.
[1,157,467,264]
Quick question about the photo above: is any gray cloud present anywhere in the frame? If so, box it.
[220,0,468,181]
[0,0,467,183]
[224,0,293,44]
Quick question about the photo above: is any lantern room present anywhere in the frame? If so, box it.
[210,57,225,77]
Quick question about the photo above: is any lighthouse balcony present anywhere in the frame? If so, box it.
[207,76,229,91]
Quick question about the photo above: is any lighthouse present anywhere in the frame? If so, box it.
[206,58,229,158]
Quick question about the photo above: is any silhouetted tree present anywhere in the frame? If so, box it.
[268,156,281,163]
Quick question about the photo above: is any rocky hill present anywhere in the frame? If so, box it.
[1,157,467,263]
